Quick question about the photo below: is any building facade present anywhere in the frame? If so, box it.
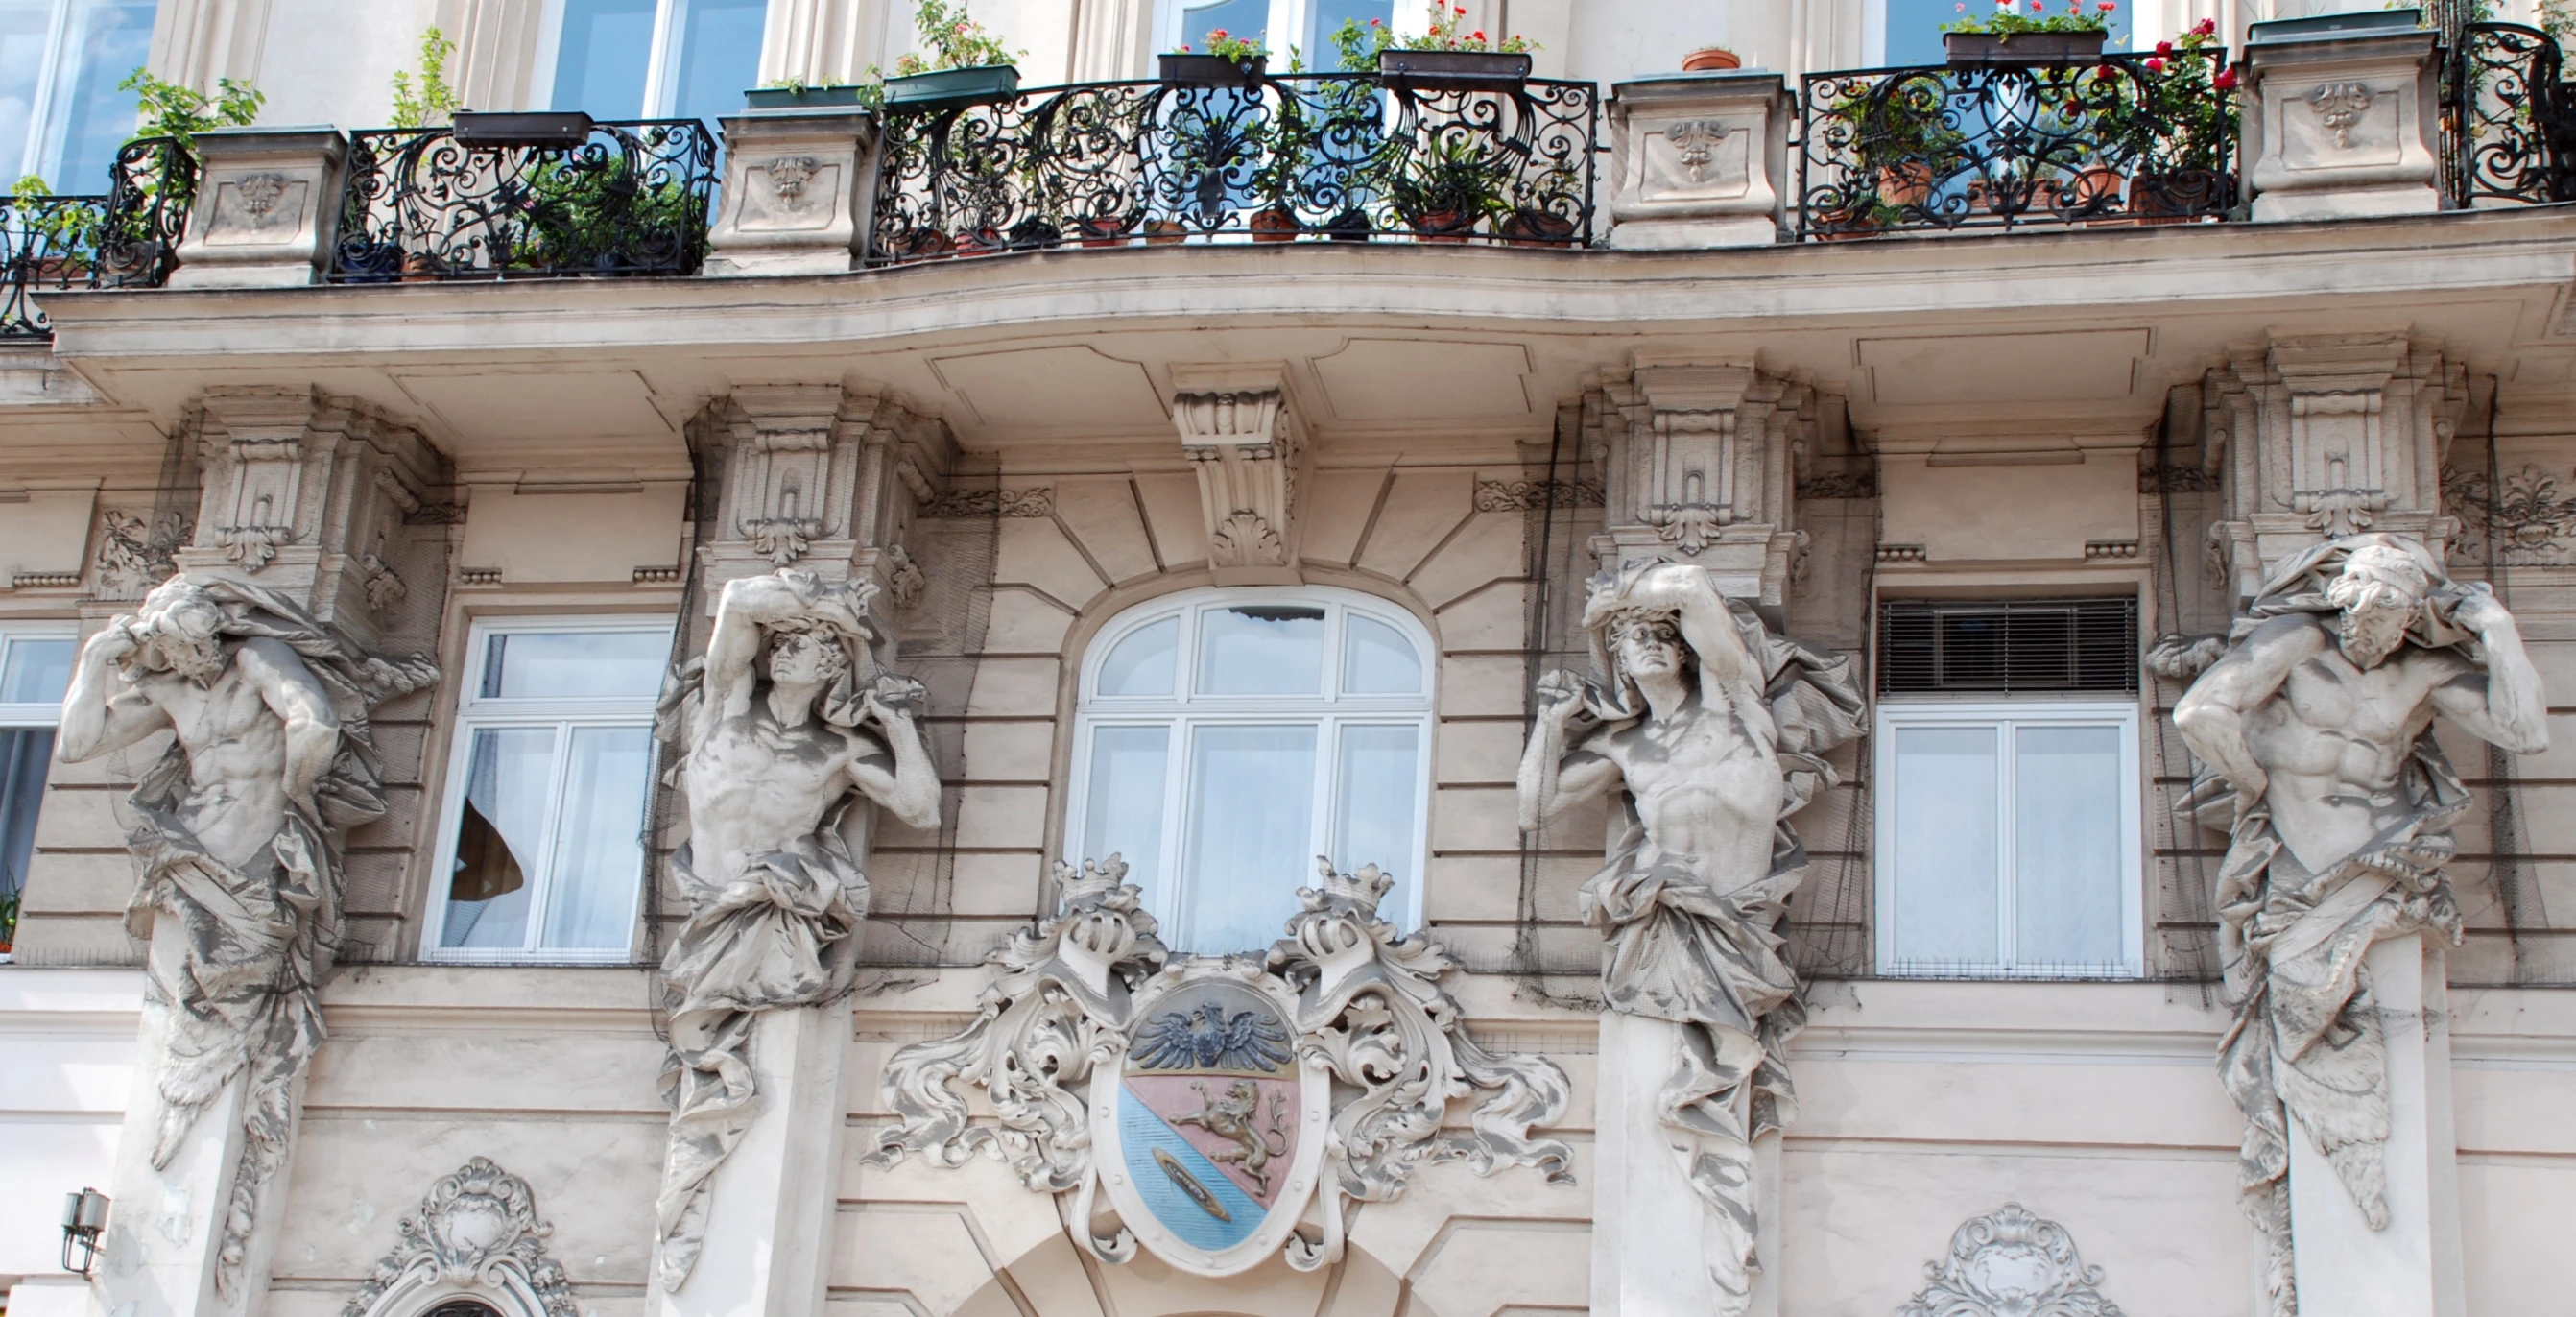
[3,2,2575,1317]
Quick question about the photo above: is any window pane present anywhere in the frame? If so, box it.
[49,0,152,187]
[1891,724,2000,970]
[482,630,669,700]
[2015,724,2125,970]
[1341,614,1420,695]
[1196,606,1324,696]
[1180,0,1265,49]
[1332,724,1416,884]
[671,0,766,121]
[0,637,72,704]
[1179,724,1314,952]
[1099,617,1179,697]
[540,725,652,949]
[1084,725,1170,893]
[552,0,656,118]
[0,727,53,901]
[1888,0,2129,63]
[441,727,557,949]
[0,1,51,183]
[1308,0,1392,69]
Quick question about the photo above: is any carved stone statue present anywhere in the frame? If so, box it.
[1516,561,1863,1315]
[58,575,436,1294]
[2172,534,2546,1315]
[653,568,940,1290]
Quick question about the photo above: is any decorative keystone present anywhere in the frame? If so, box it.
[168,128,348,289]
[705,108,876,275]
[2242,26,2442,222]
[1605,71,1788,250]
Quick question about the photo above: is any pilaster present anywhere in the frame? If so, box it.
[167,129,348,290]
[1606,72,1790,250]
[1587,362,1814,607]
[2242,24,2444,223]
[2203,333,2467,601]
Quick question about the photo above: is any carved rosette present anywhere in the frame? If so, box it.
[870,857,1572,1277]
[1896,1203,2124,1317]
[343,1158,577,1317]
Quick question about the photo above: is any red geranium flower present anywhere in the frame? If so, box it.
[2213,67,2237,90]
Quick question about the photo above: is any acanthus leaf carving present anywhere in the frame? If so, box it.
[1896,1203,2125,1317]
[343,1157,578,1317]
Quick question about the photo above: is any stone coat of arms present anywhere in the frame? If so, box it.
[870,856,1573,1278]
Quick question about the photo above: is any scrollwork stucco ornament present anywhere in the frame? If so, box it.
[343,1158,577,1317]
[1896,1203,2124,1317]
[869,856,1572,1279]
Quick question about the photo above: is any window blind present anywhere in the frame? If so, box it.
[1877,598,2139,697]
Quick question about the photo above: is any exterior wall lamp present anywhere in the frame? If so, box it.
[60,1187,107,1276]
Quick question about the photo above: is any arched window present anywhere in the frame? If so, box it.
[1069,587,1433,953]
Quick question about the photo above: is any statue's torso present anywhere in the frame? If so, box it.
[145,660,294,871]
[1602,702,1784,889]
[684,702,876,884]
[2248,635,2462,875]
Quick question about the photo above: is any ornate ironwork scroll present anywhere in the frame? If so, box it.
[1796,51,2237,238]
[867,74,1599,262]
[0,193,107,335]
[98,137,192,289]
[2442,23,2576,206]
[330,120,719,281]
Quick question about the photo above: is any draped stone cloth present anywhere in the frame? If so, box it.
[119,578,432,1291]
[2188,536,2475,1309]
[1555,587,1864,1313]
[651,661,875,1291]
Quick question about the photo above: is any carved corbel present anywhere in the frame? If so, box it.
[707,386,956,597]
[1588,362,1815,605]
[1172,366,1309,583]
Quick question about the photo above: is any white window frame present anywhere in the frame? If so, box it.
[419,615,672,964]
[1065,587,1436,948]
[0,621,75,729]
[536,0,759,118]
[1151,0,1419,63]
[1872,698,2144,980]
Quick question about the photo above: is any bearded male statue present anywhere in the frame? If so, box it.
[2172,533,2546,1315]
[1516,562,1862,1316]
[653,568,941,1289]
[57,576,436,1293]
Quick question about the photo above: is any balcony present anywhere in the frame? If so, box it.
[330,117,720,281]
[867,71,1601,260]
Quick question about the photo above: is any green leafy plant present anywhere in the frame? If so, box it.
[1331,0,1538,71]
[119,69,263,148]
[506,158,701,273]
[1943,0,2115,35]
[390,27,464,129]
[2096,20,2235,180]
[0,884,16,954]
[1388,131,1511,232]
[893,0,1021,76]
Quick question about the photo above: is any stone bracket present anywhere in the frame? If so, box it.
[1587,362,1814,604]
[1172,366,1307,581]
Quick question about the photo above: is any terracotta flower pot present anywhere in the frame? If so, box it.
[1142,220,1189,246]
[1408,208,1477,243]
[1076,216,1131,248]
[1875,163,1935,209]
[1248,206,1300,243]
[1500,207,1578,247]
[400,251,441,282]
[1682,48,1741,72]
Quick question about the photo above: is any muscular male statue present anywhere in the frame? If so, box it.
[2173,534,2545,1313]
[1517,562,1861,1315]
[655,568,940,1288]
[58,576,431,1292]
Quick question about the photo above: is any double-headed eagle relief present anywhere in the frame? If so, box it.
[870,856,1573,1278]
[59,576,439,1296]
[1517,560,1865,1316]
[2167,533,2547,1313]
[652,568,942,1289]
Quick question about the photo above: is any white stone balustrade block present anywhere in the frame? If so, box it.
[704,109,877,276]
[167,128,347,290]
[1605,72,1788,250]
[2243,29,2443,223]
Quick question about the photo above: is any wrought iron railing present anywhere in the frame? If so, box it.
[0,195,107,335]
[1795,50,2237,238]
[330,120,720,281]
[866,73,1599,262]
[99,137,193,289]
[2442,22,2576,205]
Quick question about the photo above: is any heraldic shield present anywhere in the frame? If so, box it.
[1091,968,1331,1277]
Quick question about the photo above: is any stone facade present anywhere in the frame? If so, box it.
[4,6,2576,1317]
